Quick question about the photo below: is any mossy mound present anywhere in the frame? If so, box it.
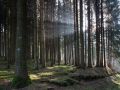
[11,76,31,89]
[69,67,114,81]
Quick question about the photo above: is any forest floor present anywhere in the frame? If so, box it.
[0,65,120,90]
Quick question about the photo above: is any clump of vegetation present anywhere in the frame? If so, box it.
[49,77,79,86]
[11,76,31,88]
[47,65,76,75]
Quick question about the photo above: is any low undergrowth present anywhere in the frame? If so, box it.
[1,65,120,90]
[49,76,79,86]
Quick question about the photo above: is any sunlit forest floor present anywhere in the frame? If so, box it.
[0,65,120,90]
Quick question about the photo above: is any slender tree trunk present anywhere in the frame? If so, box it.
[73,0,80,66]
[88,0,92,68]
[80,0,85,68]
[95,0,100,67]
[34,0,39,70]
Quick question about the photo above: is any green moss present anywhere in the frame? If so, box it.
[47,65,76,76]
[49,77,79,86]
[48,65,76,73]
[11,76,31,89]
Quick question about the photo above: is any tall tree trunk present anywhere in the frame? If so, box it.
[88,0,92,68]
[34,0,39,70]
[73,0,80,66]
[80,0,85,68]
[95,0,100,67]
[14,0,30,84]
